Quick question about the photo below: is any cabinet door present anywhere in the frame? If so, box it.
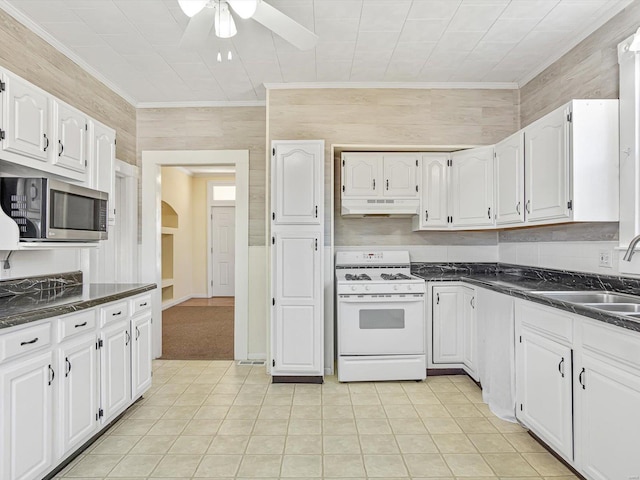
[516,327,573,460]
[495,131,525,225]
[58,334,99,457]
[131,313,153,398]
[419,154,449,228]
[54,102,88,174]
[272,231,323,375]
[462,287,477,377]
[2,73,49,162]
[577,354,640,480]
[272,141,323,225]
[524,105,570,222]
[432,286,464,364]
[382,154,418,197]
[0,351,53,480]
[450,146,494,227]
[342,153,380,198]
[101,321,131,421]
[91,122,116,223]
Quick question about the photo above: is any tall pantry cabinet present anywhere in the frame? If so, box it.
[270,140,325,381]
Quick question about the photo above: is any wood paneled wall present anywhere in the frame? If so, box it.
[136,107,266,246]
[268,88,518,246]
[520,1,640,127]
[0,10,136,164]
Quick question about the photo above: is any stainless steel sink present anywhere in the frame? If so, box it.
[530,291,640,305]
[582,303,640,313]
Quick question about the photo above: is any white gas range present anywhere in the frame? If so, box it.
[335,251,426,382]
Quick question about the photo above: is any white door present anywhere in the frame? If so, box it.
[2,73,50,162]
[54,102,88,174]
[211,206,235,297]
[272,231,323,375]
[419,154,449,228]
[273,142,323,224]
[462,286,477,377]
[382,154,418,197]
[131,313,153,398]
[58,334,99,457]
[516,327,573,460]
[342,153,380,198]
[100,320,131,422]
[432,286,464,364]
[495,131,525,225]
[450,146,494,227]
[524,105,570,222]
[0,351,53,480]
[577,353,640,480]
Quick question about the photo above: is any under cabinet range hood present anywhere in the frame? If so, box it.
[341,198,420,217]
[341,152,420,217]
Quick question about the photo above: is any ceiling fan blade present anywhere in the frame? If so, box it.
[252,1,319,51]
[180,6,215,49]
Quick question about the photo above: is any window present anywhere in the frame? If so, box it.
[212,185,236,201]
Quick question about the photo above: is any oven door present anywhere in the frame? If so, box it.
[338,294,425,355]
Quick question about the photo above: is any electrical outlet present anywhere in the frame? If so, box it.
[599,249,613,268]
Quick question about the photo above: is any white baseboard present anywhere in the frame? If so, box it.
[247,353,266,360]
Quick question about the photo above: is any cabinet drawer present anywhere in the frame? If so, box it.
[581,320,640,370]
[516,300,573,345]
[0,322,51,363]
[59,309,96,341]
[131,294,151,316]
[100,301,129,326]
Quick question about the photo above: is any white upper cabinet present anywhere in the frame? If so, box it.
[53,102,88,174]
[524,99,619,224]
[495,131,525,225]
[417,153,449,228]
[524,105,568,222]
[1,73,50,162]
[382,154,419,197]
[272,141,323,225]
[342,153,380,198]
[450,146,494,228]
[342,153,419,199]
[90,120,116,224]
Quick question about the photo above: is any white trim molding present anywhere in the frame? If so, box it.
[264,81,519,90]
[137,101,267,109]
[141,150,250,361]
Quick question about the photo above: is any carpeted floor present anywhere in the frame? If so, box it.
[161,303,234,360]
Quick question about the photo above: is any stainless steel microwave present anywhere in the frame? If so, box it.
[0,177,108,241]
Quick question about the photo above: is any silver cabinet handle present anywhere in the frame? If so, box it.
[48,365,55,386]
[58,140,64,157]
[65,357,71,377]
[112,311,122,317]
[470,297,475,309]
[579,368,586,389]
[43,134,49,151]
[425,210,428,222]
[386,179,389,190]
[436,293,440,305]
[487,207,491,219]
[20,337,38,346]
[139,302,147,307]
[525,200,531,214]
[558,357,565,378]
[75,321,87,328]
[372,179,376,190]
[135,326,140,340]
[125,331,131,346]
[516,202,521,215]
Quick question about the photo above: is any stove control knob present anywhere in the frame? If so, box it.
[351,286,356,291]
[407,285,413,291]
[393,285,399,291]
[365,286,370,291]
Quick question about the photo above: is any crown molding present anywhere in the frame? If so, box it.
[517,0,634,88]
[0,0,138,107]
[137,100,266,109]
[264,81,519,90]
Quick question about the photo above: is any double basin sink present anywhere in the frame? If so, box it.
[530,291,640,319]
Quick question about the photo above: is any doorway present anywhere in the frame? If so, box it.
[140,150,249,360]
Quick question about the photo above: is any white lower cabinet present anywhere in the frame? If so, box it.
[430,284,476,379]
[516,326,573,460]
[58,333,99,456]
[100,320,131,422]
[0,350,54,480]
[131,313,153,398]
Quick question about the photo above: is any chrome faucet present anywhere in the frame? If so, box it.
[623,234,640,261]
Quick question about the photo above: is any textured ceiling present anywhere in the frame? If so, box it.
[0,0,632,105]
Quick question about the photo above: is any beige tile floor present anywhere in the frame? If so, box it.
[55,360,578,479]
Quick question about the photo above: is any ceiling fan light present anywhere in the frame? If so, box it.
[228,0,259,19]
[178,0,207,17]
[214,2,237,38]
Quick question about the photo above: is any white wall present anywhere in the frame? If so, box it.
[334,244,499,264]
[499,241,627,276]
[0,249,83,280]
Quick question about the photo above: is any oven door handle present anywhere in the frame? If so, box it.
[339,295,424,303]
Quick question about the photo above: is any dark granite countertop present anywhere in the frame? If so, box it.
[412,263,640,333]
[0,280,157,330]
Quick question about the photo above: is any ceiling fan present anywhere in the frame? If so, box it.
[178,0,319,51]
